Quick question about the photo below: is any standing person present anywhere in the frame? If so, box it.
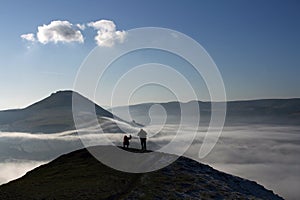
[137,129,147,151]
[123,135,132,148]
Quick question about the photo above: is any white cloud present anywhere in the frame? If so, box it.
[76,23,86,30]
[88,20,116,32]
[87,19,126,47]
[37,20,84,44]
[20,33,35,42]
[20,19,126,47]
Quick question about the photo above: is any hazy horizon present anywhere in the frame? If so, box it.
[1,89,300,111]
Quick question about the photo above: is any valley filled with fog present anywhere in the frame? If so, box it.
[0,124,299,200]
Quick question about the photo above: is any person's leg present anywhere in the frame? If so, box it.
[141,139,144,150]
[141,138,146,150]
[140,138,143,150]
[144,139,147,150]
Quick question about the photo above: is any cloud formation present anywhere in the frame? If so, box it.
[88,19,126,47]
[20,33,35,42]
[36,20,84,44]
[20,19,126,47]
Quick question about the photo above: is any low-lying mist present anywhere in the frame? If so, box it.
[0,124,299,200]
[0,160,47,185]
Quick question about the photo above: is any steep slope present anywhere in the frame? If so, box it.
[0,146,283,200]
[0,91,121,133]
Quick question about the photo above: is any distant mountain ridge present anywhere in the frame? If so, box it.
[0,146,284,200]
[111,98,300,126]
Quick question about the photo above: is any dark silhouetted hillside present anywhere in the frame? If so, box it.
[0,146,284,200]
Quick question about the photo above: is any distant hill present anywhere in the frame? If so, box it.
[0,146,283,200]
[111,99,300,126]
[0,91,128,133]
[0,91,299,133]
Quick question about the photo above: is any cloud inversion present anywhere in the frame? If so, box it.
[0,125,299,199]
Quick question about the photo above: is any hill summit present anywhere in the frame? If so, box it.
[0,146,283,200]
[0,91,115,133]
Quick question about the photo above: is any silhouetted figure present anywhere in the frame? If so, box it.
[137,129,147,151]
[123,135,132,148]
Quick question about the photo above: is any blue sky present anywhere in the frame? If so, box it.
[0,0,299,109]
